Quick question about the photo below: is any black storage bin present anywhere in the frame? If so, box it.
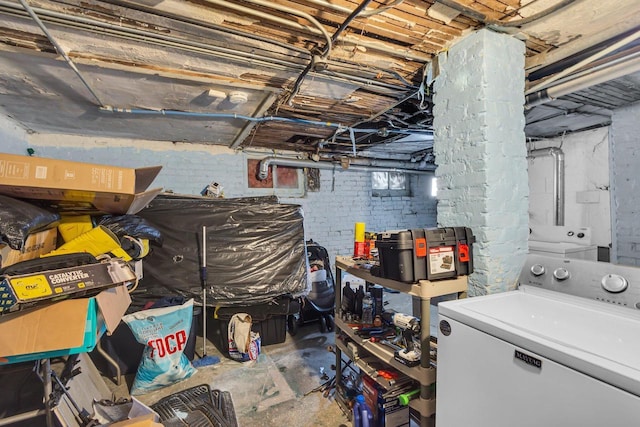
[424,227,475,280]
[205,295,297,356]
[376,227,475,283]
[376,230,415,283]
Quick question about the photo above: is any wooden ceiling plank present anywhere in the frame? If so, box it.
[215,1,455,58]
[280,0,465,37]
[474,0,514,14]
[263,0,434,45]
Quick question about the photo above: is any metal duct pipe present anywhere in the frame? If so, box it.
[526,29,640,95]
[257,156,434,180]
[525,54,640,108]
[528,147,565,226]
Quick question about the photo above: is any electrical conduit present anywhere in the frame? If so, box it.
[99,106,432,135]
[203,0,332,58]
[17,0,104,106]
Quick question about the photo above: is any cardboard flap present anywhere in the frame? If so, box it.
[96,284,131,334]
[0,299,88,357]
[90,188,163,215]
[134,166,163,193]
[126,188,164,214]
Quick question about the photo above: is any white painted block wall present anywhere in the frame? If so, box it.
[433,29,528,295]
[611,100,640,265]
[528,127,611,247]
[1,121,437,266]
[0,113,28,151]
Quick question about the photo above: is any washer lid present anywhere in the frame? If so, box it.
[528,241,597,254]
[439,286,640,396]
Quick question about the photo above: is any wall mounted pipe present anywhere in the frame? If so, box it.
[528,147,565,226]
[17,0,104,106]
[257,156,434,180]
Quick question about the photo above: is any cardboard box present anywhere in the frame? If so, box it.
[0,258,137,313]
[0,228,58,268]
[0,284,131,364]
[0,153,162,214]
[362,373,415,427]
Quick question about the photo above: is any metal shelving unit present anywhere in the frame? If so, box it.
[334,256,467,427]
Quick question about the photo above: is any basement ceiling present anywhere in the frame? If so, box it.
[0,0,639,163]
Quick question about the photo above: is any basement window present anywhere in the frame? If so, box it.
[246,158,304,197]
[371,171,410,197]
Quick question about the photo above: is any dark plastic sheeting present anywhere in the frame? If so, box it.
[136,195,309,307]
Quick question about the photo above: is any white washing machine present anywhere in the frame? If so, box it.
[528,224,598,260]
[435,254,640,427]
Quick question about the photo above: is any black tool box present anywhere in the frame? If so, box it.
[376,227,475,283]
[376,230,416,283]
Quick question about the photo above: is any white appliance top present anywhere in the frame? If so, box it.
[439,254,640,397]
[439,287,640,396]
[528,240,597,254]
[529,224,593,245]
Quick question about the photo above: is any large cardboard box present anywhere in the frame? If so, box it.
[0,153,162,214]
[0,284,131,364]
[0,228,58,268]
[0,258,137,313]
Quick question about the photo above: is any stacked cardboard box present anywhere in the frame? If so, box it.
[361,371,418,427]
[0,153,162,214]
[0,153,160,364]
[0,228,58,269]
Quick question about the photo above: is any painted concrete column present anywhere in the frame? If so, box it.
[610,101,640,266]
[433,29,528,295]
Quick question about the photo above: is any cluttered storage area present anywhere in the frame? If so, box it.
[1,153,470,427]
[3,0,640,426]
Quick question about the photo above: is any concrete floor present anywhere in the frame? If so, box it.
[100,290,417,427]
[0,290,419,426]
[106,319,351,427]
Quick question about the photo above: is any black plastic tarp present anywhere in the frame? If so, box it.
[136,194,309,307]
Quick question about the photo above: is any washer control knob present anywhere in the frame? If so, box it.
[530,264,545,276]
[553,268,570,281]
[601,274,628,293]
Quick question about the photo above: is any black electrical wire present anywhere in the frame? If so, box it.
[285,0,376,105]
